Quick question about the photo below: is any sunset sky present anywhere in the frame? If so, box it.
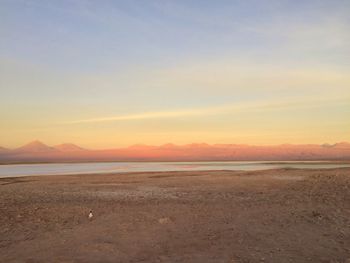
[1,0,349,149]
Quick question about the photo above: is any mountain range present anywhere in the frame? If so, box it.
[0,140,350,163]
[12,140,86,153]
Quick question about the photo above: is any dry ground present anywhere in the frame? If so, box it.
[0,168,350,263]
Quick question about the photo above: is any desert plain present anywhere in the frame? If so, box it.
[1,168,349,263]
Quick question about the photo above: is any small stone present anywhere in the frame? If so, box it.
[158,217,171,224]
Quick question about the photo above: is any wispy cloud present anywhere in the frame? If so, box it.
[67,109,205,124]
[65,97,349,124]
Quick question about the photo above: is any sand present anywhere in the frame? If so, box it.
[0,168,350,262]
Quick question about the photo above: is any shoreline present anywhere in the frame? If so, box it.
[1,166,350,180]
[1,159,350,166]
[1,164,350,179]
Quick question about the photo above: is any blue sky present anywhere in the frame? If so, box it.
[0,0,349,148]
[2,0,349,71]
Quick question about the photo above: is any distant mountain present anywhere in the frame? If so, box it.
[333,142,350,148]
[54,143,86,151]
[159,143,177,149]
[15,140,57,153]
[127,144,157,151]
[0,146,9,152]
[0,141,349,163]
[185,143,211,148]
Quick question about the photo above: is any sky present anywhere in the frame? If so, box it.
[0,0,349,149]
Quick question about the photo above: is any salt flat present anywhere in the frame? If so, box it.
[0,168,349,262]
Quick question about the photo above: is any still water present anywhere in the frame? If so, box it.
[0,161,349,178]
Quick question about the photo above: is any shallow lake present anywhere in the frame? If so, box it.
[0,161,349,178]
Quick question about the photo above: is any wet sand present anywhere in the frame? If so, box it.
[1,168,350,262]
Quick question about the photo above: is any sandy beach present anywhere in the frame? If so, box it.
[1,168,349,262]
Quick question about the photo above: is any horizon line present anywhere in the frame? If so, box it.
[1,140,349,151]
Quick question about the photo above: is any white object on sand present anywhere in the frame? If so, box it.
[88,211,93,220]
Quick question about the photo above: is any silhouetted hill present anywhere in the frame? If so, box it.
[0,141,349,163]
